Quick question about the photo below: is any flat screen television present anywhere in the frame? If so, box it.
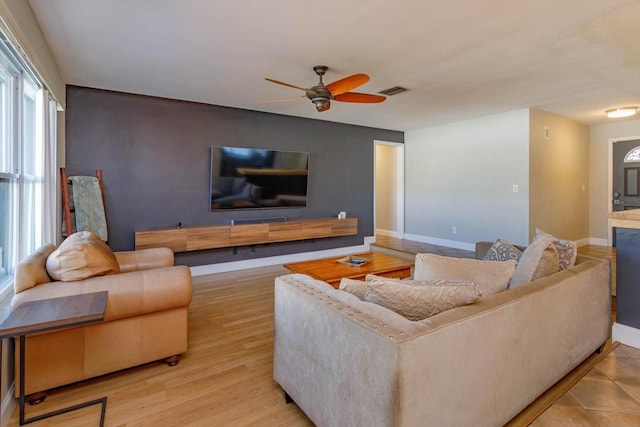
[210,146,309,211]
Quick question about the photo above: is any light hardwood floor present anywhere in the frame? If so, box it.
[9,265,312,427]
[7,241,629,426]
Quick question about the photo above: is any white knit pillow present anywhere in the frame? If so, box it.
[534,228,577,270]
[509,237,559,289]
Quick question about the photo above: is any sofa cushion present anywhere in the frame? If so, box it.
[534,228,577,270]
[509,237,559,289]
[339,278,367,300]
[483,239,523,262]
[46,231,120,282]
[414,254,517,296]
[14,244,56,294]
[363,276,481,320]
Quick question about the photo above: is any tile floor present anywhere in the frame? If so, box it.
[531,344,640,426]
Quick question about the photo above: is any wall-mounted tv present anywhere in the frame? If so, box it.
[210,146,309,211]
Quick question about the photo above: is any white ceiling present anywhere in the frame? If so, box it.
[28,0,640,131]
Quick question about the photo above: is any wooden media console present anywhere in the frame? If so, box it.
[135,217,358,253]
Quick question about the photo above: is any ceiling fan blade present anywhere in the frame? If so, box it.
[325,74,369,96]
[316,102,331,112]
[264,77,310,92]
[333,92,386,103]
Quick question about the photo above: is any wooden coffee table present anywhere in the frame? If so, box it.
[283,252,413,288]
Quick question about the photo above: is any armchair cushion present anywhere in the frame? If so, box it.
[46,231,119,282]
[14,244,55,294]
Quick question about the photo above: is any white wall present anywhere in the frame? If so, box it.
[375,144,398,235]
[405,109,530,248]
[590,118,640,241]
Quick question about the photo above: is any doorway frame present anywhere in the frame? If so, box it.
[373,140,405,239]
[608,135,640,244]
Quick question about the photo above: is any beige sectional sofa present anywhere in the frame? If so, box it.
[273,252,611,427]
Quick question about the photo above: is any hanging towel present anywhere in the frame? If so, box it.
[68,176,108,241]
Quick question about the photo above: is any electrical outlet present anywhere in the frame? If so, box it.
[513,185,519,193]
[452,226,457,234]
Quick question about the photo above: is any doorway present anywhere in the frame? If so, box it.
[609,138,640,244]
[374,141,404,239]
[613,139,640,212]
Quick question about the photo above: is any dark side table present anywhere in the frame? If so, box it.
[0,291,108,426]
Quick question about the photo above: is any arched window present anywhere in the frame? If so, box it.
[624,146,640,163]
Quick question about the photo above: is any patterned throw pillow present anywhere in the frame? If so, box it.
[534,228,577,270]
[364,277,482,320]
[483,239,523,262]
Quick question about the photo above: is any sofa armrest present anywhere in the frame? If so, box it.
[115,247,174,273]
[274,274,420,426]
[11,266,192,322]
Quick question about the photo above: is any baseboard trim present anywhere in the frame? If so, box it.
[375,228,404,239]
[403,233,475,252]
[189,236,375,276]
[612,323,640,349]
[1,383,15,427]
[586,237,609,246]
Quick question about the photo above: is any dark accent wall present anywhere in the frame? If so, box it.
[66,86,403,266]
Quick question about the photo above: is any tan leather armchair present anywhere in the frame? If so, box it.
[12,245,193,399]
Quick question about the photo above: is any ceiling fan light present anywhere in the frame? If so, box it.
[606,106,638,118]
[312,97,330,109]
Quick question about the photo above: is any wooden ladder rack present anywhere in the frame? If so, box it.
[60,167,105,238]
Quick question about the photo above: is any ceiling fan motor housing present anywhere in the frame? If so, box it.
[307,85,332,109]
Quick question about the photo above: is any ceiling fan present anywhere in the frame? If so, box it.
[265,65,386,112]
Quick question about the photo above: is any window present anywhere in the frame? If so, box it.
[0,38,57,293]
[624,146,640,163]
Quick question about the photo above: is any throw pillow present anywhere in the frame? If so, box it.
[483,239,523,262]
[364,277,481,320]
[365,274,478,289]
[46,231,120,282]
[14,244,56,294]
[413,254,517,296]
[339,278,367,300]
[534,228,577,270]
[509,237,560,289]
